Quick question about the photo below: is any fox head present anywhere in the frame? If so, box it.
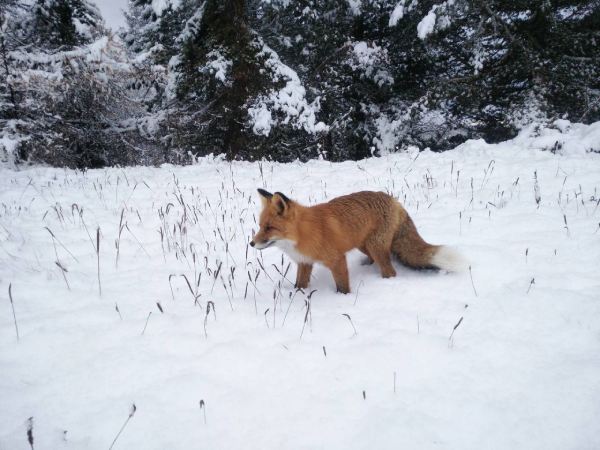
[250,189,295,249]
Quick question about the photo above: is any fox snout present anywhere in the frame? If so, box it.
[250,229,265,248]
[249,239,265,248]
[250,235,274,250]
[250,230,263,248]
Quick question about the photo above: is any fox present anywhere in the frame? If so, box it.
[250,189,465,294]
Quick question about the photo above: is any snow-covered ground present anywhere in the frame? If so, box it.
[1,122,599,449]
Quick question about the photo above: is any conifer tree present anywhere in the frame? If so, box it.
[32,0,104,48]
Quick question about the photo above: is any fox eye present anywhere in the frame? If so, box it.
[265,225,273,232]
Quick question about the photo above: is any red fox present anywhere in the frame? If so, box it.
[250,189,465,294]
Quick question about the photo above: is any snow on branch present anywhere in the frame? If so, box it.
[348,41,394,86]
[248,38,328,137]
[417,0,455,40]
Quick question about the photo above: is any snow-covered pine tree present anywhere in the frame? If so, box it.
[257,0,392,160]
[0,0,157,167]
[162,0,275,160]
[124,0,330,161]
[122,0,156,55]
[122,0,192,65]
[31,0,104,48]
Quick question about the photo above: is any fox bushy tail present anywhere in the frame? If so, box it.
[392,216,466,271]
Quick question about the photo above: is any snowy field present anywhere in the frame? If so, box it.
[1,122,600,449]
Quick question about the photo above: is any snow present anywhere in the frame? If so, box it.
[176,2,206,44]
[202,50,232,86]
[349,41,394,86]
[470,46,484,75]
[499,10,532,23]
[0,133,21,168]
[260,0,292,8]
[417,0,455,40]
[165,55,182,101]
[510,92,548,130]
[1,121,600,449]
[417,8,437,40]
[86,36,110,62]
[248,38,329,136]
[10,36,113,66]
[389,1,406,27]
[248,103,273,136]
[372,110,405,154]
[510,120,600,154]
[370,99,450,155]
[151,0,181,17]
[555,5,595,21]
[8,35,130,82]
[73,18,93,40]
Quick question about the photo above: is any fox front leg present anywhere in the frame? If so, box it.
[327,255,350,294]
[295,263,313,289]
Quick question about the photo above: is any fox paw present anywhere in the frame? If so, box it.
[336,286,350,294]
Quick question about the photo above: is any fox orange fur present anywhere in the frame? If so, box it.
[250,189,464,294]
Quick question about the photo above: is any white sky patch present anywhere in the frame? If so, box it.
[94,0,128,29]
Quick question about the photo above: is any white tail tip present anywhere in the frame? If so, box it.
[431,246,468,272]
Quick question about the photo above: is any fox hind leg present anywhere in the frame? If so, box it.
[359,246,374,265]
[365,239,397,279]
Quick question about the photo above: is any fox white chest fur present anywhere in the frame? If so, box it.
[275,239,315,264]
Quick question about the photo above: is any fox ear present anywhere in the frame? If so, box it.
[257,188,272,207]
[273,192,290,215]
[257,188,273,199]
